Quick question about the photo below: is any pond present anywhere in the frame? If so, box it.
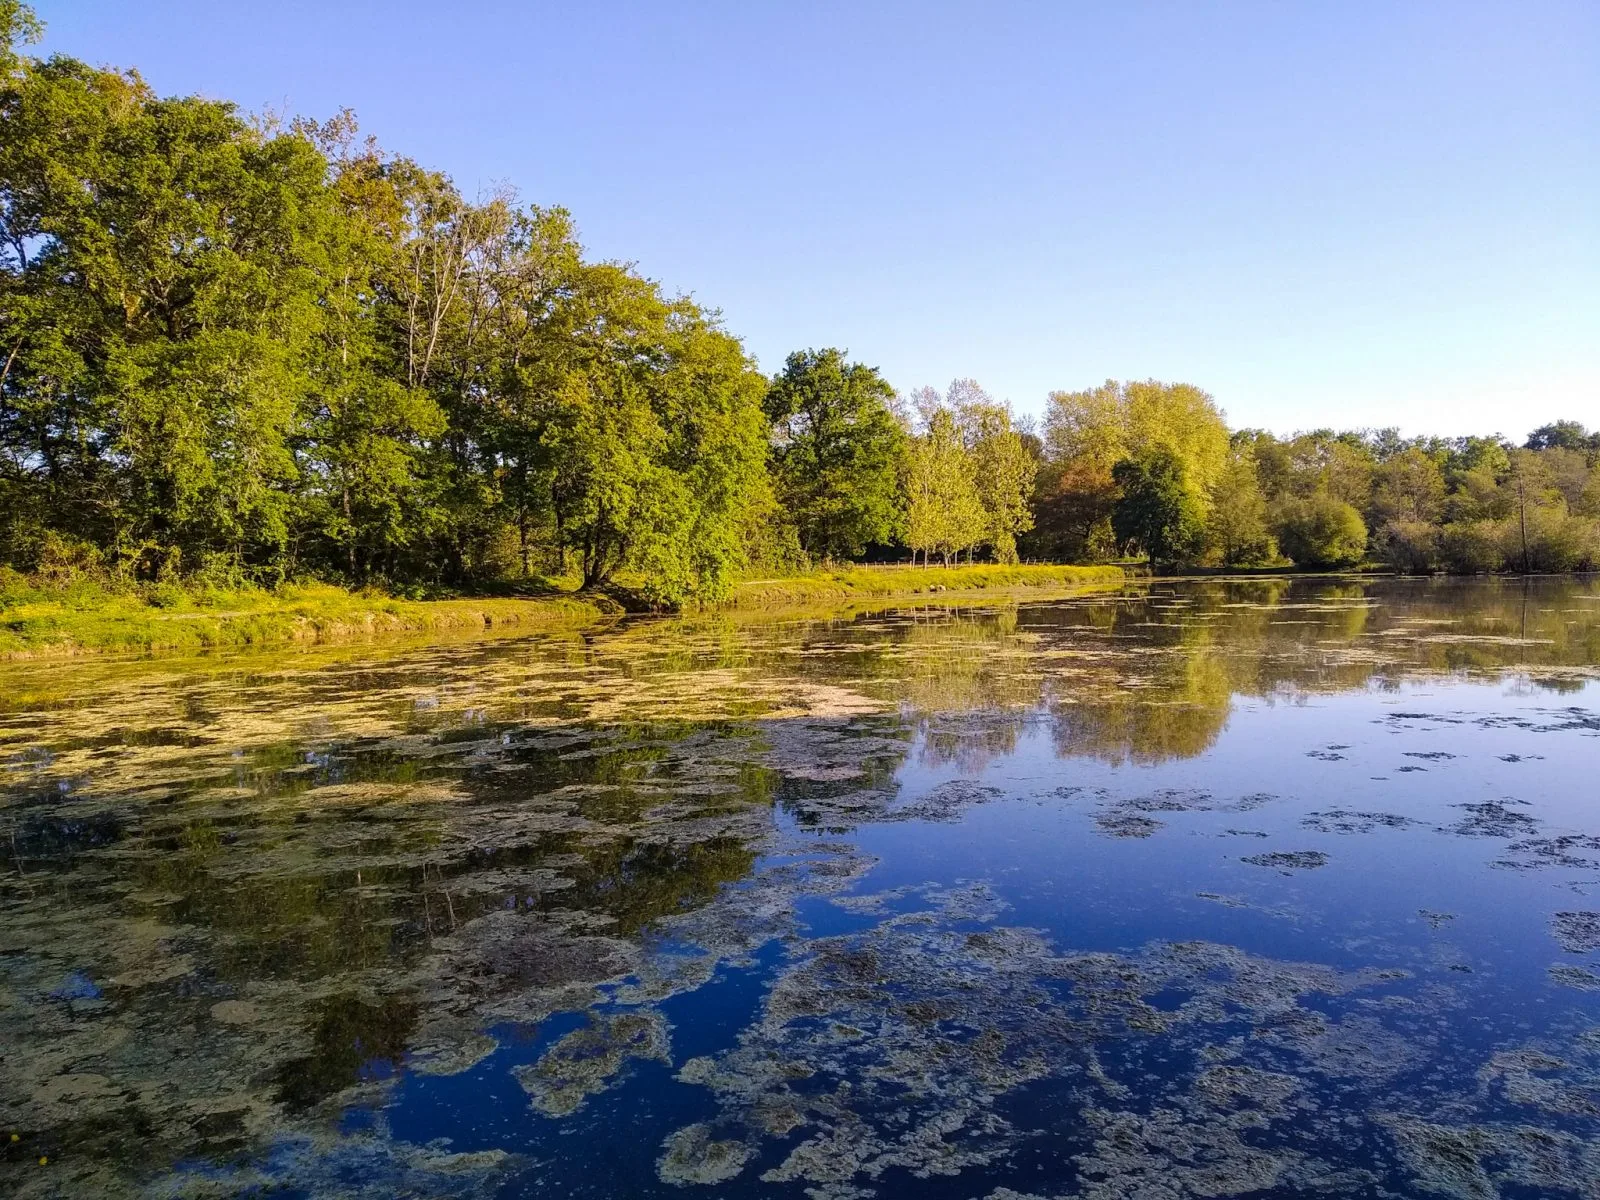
[3,576,1600,1199]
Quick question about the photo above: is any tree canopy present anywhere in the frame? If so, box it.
[763,349,904,562]
[3,5,1598,593]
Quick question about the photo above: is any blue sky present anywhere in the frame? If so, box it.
[36,1,1599,437]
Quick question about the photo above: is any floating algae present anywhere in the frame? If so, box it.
[515,1010,671,1116]
[1240,850,1330,873]
[3,575,1600,1197]
[1552,911,1600,955]
[1303,808,1421,834]
[644,875,1436,1195]
[656,1123,756,1186]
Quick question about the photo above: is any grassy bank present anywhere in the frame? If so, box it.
[725,563,1125,610]
[0,563,1126,659]
[0,578,613,659]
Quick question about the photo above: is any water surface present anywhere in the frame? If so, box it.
[3,577,1600,1198]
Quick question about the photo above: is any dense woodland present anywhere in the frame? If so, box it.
[3,7,1598,605]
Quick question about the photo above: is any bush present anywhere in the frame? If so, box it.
[1375,520,1439,573]
[1507,508,1600,573]
[1437,521,1503,573]
[21,531,109,585]
[1273,496,1368,569]
[142,582,189,610]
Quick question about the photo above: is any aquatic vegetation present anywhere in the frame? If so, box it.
[2,576,1600,1197]
[1240,850,1330,873]
[1552,912,1600,955]
[516,1011,672,1116]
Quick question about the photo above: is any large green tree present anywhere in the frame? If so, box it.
[903,394,986,566]
[1205,447,1274,566]
[1111,450,1204,567]
[1,17,331,573]
[539,273,768,602]
[763,349,904,561]
[950,380,1036,563]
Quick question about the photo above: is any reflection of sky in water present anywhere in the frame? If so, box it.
[374,678,1600,1197]
[3,578,1600,1197]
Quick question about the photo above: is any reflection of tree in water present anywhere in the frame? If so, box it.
[1050,648,1234,765]
[897,608,1044,770]
[4,575,1600,1194]
[617,577,1600,770]
[0,712,780,1193]
[274,993,420,1111]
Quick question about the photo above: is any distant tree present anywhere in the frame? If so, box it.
[764,349,905,561]
[1045,379,1230,510]
[904,398,985,565]
[1273,496,1368,569]
[1372,447,1446,525]
[1023,459,1120,562]
[948,380,1036,562]
[1043,381,1227,566]
[1526,421,1595,452]
[1445,435,1511,479]
[1111,450,1205,567]
[1205,452,1274,566]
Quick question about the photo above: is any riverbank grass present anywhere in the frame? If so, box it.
[1,562,1127,658]
[0,577,610,658]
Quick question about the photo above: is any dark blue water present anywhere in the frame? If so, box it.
[3,576,1599,1197]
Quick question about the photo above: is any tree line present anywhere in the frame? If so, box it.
[3,6,1597,602]
[1030,379,1600,574]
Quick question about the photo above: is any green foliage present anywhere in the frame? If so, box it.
[763,349,905,561]
[1041,380,1226,565]
[4,4,1599,601]
[1374,519,1440,572]
[1205,451,1275,566]
[1436,521,1503,574]
[1526,420,1597,452]
[904,401,985,565]
[0,9,766,605]
[1046,380,1229,511]
[1023,459,1119,563]
[1272,496,1368,568]
[1372,447,1446,525]
[953,381,1037,563]
[1111,449,1205,567]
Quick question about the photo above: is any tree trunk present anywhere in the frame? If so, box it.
[343,487,356,579]
[1519,475,1530,574]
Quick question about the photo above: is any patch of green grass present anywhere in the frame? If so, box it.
[0,576,611,659]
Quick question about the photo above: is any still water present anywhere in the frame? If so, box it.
[3,577,1600,1198]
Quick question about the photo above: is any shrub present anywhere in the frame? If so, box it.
[1375,520,1439,573]
[1506,508,1600,573]
[1437,521,1503,573]
[142,582,188,610]
[1273,496,1368,569]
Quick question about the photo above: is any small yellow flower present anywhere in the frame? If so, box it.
[9,1133,18,1142]
[38,1156,48,1166]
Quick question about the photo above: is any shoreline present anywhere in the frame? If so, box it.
[0,565,1125,662]
[8,566,1594,662]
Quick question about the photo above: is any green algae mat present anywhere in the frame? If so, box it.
[3,575,1600,1197]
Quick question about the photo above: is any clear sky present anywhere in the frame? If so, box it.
[35,1,1600,438]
